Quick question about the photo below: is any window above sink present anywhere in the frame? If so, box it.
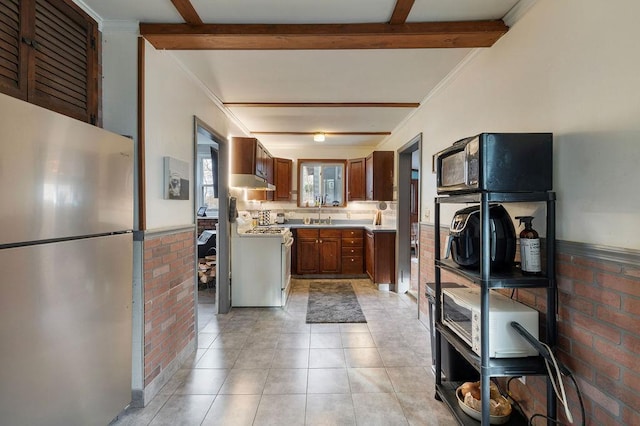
[297,159,347,208]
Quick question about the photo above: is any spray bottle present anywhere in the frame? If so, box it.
[516,216,541,275]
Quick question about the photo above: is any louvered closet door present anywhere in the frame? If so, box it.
[32,0,97,123]
[0,0,28,99]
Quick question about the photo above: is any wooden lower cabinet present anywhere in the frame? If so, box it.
[294,227,390,279]
[365,230,375,279]
[319,232,341,274]
[295,228,341,274]
[341,228,364,274]
[296,235,320,274]
[365,230,396,285]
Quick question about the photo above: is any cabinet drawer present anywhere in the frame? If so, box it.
[342,246,363,257]
[342,237,363,247]
[342,256,363,274]
[319,229,342,238]
[297,228,319,239]
[341,229,363,238]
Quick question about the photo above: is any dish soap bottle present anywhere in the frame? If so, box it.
[516,216,541,275]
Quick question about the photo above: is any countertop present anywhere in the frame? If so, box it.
[286,222,396,233]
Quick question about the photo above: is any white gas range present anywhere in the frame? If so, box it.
[231,222,293,307]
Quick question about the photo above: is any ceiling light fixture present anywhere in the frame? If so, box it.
[313,133,325,142]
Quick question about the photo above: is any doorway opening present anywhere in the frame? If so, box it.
[193,117,230,322]
[396,134,421,308]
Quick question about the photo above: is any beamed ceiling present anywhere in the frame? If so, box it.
[82,0,526,148]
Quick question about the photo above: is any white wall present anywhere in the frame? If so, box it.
[378,0,640,250]
[144,42,235,230]
[101,24,138,139]
[100,24,140,228]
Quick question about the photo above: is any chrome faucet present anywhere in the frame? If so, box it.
[317,205,322,224]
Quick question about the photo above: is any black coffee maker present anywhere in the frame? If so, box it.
[445,204,516,270]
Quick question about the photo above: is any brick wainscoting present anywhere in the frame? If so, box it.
[196,218,218,236]
[418,223,640,425]
[142,229,196,390]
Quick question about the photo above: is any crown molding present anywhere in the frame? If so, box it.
[503,0,539,27]
[72,0,103,30]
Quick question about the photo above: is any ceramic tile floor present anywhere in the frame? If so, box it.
[111,278,456,425]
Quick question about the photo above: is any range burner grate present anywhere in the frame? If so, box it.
[243,226,286,235]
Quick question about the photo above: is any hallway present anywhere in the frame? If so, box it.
[111,279,455,425]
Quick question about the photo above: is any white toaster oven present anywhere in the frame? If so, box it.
[441,287,539,358]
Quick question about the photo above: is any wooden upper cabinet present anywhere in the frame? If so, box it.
[255,142,270,180]
[234,137,273,201]
[0,0,28,99]
[231,137,273,180]
[0,0,100,125]
[348,158,366,201]
[231,137,258,174]
[365,151,394,201]
[274,157,292,201]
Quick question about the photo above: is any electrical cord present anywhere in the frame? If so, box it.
[507,372,585,426]
[503,377,527,418]
[508,322,586,426]
[529,413,564,425]
[541,341,573,423]
[567,373,586,426]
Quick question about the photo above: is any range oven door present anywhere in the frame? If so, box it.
[281,236,294,304]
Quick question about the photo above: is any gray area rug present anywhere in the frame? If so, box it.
[306,281,367,323]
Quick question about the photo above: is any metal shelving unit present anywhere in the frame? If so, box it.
[433,191,557,425]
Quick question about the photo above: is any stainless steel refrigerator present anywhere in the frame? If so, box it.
[0,94,134,425]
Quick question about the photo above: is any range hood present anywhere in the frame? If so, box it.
[229,174,275,191]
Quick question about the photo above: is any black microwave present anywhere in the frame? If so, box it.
[434,133,553,194]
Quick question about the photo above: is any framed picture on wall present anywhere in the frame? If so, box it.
[164,156,190,200]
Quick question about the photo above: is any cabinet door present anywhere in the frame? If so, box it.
[0,0,100,125]
[365,154,374,201]
[319,237,341,274]
[296,238,319,274]
[274,157,292,201]
[348,158,366,201]
[374,232,396,284]
[0,0,28,100]
[255,142,265,178]
[32,0,100,124]
[365,231,374,280]
[231,137,257,174]
[264,154,274,201]
[366,151,394,201]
